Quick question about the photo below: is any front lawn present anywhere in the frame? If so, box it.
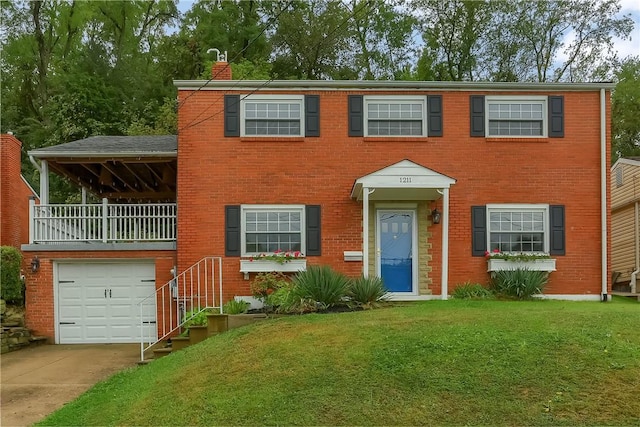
[38,299,640,426]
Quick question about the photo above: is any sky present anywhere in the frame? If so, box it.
[617,0,640,58]
[177,0,640,61]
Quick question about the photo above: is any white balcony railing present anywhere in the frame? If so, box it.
[29,198,177,244]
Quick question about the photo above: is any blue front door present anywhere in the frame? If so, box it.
[378,211,414,293]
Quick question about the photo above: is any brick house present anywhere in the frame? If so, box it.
[20,61,613,346]
[1,133,39,249]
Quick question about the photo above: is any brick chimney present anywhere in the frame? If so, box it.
[211,61,232,80]
[208,49,232,80]
[0,133,32,247]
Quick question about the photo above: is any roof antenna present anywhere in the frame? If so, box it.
[206,48,227,63]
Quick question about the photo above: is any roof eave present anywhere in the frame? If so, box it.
[174,80,616,91]
[28,151,177,159]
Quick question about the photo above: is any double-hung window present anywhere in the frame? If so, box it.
[486,96,547,137]
[241,95,304,136]
[487,204,549,253]
[241,205,305,256]
[365,96,426,137]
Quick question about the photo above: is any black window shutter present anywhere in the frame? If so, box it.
[548,96,564,138]
[225,205,241,256]
[305,95,320,137]
[348,95,364,137]
[549,205,565,255]
[471,205,487,256]
[306,205,321,256]
[427,95,443,137]
[224,95,240,137]
[470,95,485,137]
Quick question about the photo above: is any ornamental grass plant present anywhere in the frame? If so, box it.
[490,268,549,299]
[348,275,389,308]
[451,281,494,300]
[289,265,351,310]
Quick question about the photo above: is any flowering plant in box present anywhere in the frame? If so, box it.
[484,249,551,261]
[249,249,304,265]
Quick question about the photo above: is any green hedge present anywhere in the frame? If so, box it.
[1,246,23,303]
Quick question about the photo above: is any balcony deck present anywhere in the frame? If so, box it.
[25,199,176,250]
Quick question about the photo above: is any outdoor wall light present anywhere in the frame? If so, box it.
[31,256,40,273]
[431,208,441,225]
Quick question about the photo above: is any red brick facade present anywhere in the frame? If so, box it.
[13,71,612,344]
[0,133,36,248]
[23,250,176,338]
[176,80,611,300]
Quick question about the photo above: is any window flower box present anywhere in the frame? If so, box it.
[487,258,556,272]
[240,259,307,274]
[485,250,556,272]
[239,250,306,278]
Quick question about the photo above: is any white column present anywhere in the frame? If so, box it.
[81,187,87,204]
[28,197,35,244]
[102,198,108,243]
[362,186,369,278]
[441,188,450,300]
[40,160,49,205]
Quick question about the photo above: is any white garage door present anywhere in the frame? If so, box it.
[57,261,157,344]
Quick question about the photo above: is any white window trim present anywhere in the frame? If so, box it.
[240,94,305,137]
[486,204,550,253]
[364,95,427,137]
[485,96,548,138]
[240,204,306,257]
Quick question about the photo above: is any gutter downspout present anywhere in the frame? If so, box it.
[600,89,609,301]
[630,201,640,294]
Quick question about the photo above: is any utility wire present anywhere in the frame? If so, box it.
[177,1,294,112]
[178,0,375,134]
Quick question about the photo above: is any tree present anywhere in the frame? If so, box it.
[612,57,640,161]
[489,0,634,82]
[413,0,490,81]
[410,0,634,82]
[1,0,179,201]
[348,0,418,80]
[269,0,354,79]
[170,0,270,80]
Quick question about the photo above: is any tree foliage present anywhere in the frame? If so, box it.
[612,57,640,161]
[0,0,636,198]
[1,246,24,304]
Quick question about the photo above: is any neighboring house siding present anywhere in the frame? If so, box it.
[611,160,640,284]
[176,88,610,298]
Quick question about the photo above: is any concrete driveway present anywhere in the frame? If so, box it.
[1,343,140,426]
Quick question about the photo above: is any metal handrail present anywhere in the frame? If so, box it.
[139,257,223,361]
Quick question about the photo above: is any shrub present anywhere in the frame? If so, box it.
[348,275,389,308]
[182,308,214,329]
[250,272,289,300]
[223,299,250,314]
[490,269,548,299]
[290,265,350,310]
[250,272,291,311]
[1,246,23,304]
[452,282,494,300]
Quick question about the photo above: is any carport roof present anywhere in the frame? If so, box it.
[28,135,177,202]
[28,135,177,158]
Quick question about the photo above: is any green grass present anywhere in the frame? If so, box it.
[38,299,640,426]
